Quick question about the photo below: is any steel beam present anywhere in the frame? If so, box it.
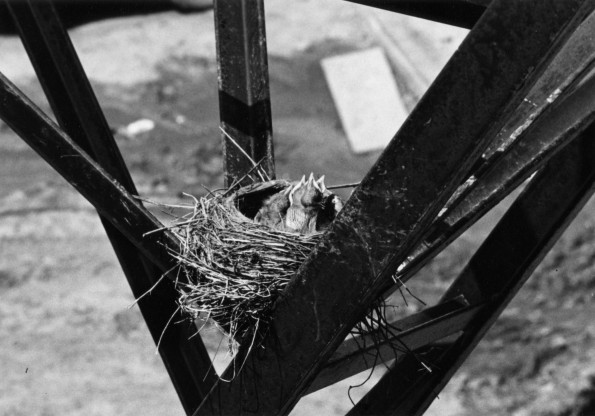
[0,73,179,278]
[0,72,222,407]
[483,9,595,159]
[214,0,275,186]
[6,2,218,411]
[450,9,595,199]
[195,1,594,414]
[391,47,595,297]
[306,296,482,394]
[445,67,595,240]
[350,121,595,416]
[343,0,488,29]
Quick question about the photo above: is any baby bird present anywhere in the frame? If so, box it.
[253,185,292,230]
[285,173,324,235]
[315,176,344,231]
[254,173,342,235]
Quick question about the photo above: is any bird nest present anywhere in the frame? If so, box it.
[167,177,342,350]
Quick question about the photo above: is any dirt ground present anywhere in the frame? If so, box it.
[1,3,594,415]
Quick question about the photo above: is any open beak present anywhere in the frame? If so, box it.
[288,176,305,205]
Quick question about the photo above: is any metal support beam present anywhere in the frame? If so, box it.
[214,0,275,186]
[0,72,179,279]
[306,296,481,394]
[6,2,217,411]
[444,66,595,239]
[349,122,595,415]
[343,0,488,29]
[391,46,595,297]
[195,1,594,414]
[449,9,595,199]
[482,8,595,160]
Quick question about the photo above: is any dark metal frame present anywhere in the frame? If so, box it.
[4,2,218,413]
[215,0,275,186]
[2,0,595,415]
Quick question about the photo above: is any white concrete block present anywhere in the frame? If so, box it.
[321,47,408,154]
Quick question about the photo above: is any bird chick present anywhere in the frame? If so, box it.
[285,173,324,235]
[253,174,343,235]
[316,176,344,231]
[254,185,292,230]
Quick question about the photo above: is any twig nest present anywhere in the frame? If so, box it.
[170,178,343,347]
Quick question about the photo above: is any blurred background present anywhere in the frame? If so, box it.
[0,1,594,415]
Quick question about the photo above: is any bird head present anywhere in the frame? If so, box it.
[288,175,306,207]
[301,173,324,207]
[287,173,327,207]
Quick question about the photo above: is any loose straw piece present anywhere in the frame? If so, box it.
[219,126,271,182]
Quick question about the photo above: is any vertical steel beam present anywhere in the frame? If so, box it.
[195,1,595,414]
[214,0,275,186]
[349,123,595,415]
[6,2,217,412]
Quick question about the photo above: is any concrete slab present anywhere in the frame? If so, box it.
[321,47,408,154]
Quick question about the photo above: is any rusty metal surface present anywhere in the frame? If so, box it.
[214,0,275,186]
[194,1,594,414]
[343,0,488,28]
[6,1,217,411]
[350,122,595,415]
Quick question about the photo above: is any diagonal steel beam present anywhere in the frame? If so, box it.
[390,50,595,298]
[482,8,595,160]
[214,0,275,186]
[195,1,595,414]
[0,74,223,410]
[443,9,595,208]
[306,296,482,394]
[350,120,595,416]
[443,66,595,242]
[332,65,595,387]
[0,72,178,278]
[343,0,488,29]
[6,1,218,411]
